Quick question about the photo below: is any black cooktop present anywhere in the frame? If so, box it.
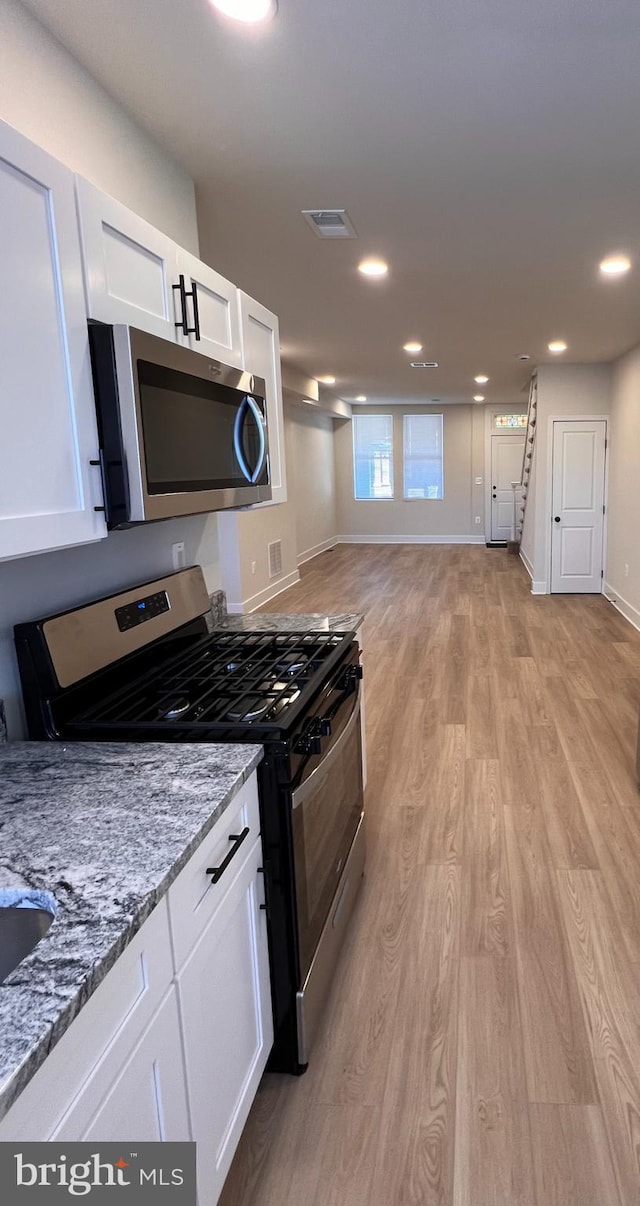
[65,629,351,734]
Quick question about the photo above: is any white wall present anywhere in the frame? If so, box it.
[604,344,640,627]
[0,0,220,737]
[218,401,339,611]
[292,407,337,563]
[334,404,486,542]
[0,0,199,252]
[521,364,611,591]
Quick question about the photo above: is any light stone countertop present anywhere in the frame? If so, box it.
[0,740,262,1120]
[218,611,364,634]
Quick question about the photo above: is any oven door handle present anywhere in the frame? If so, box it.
[291,685,361,811]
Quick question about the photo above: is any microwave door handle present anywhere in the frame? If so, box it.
[233,395,266,484]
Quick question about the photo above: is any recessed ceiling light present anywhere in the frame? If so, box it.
[473,394,485,402]
[403,342,422,353]
[211,0,277,21]
[358,258,388,278]
[356,395,367,402]
[319,375,336,385]
[474,375,489,384]
[599,254,631,277]
[548,340,567,353]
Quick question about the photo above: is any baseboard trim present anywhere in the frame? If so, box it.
[518,548,547,594]
[519,547,534,579]
[297,537,337,566]
[603,580,640,634]
[335,534,486,545]
[226,569,301,614]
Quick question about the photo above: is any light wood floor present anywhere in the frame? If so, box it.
[220,545,640,1206]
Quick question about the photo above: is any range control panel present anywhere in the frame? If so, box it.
[115,590,170,632]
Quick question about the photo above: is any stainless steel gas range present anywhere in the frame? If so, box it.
[14,566,365,1073]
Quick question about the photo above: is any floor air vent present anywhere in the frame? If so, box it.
[268,540,283,578]
[301,209,357,239]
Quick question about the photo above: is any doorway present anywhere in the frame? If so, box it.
[490,434,525,543]
[550,419,607,593]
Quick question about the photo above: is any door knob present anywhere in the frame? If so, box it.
[554,516,561,523]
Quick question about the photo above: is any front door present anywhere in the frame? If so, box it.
[551,420,606,593]
[491,435,525,542]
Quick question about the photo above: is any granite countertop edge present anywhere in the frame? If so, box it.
[0,742,263,1121]
[218,610,365,633]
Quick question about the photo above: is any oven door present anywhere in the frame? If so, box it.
[290,676,364,983]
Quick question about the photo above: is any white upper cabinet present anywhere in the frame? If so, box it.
[0,121,107,561]
[75,176,183,341]
[175,247,242,367]
[239,293,287,505]
[76,179,242,366]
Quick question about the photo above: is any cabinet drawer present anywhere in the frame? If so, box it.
[0,899,173,1142]
[168,773,260,970]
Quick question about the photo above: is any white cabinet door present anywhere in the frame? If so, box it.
[177,248,242,367]
[60,989,191,1143]
[239,293,287,506]
[0,121,106,561]
[176,837,273,1205]
[76,177,183,343]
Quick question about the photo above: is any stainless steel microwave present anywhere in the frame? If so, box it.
[88,324,271,527]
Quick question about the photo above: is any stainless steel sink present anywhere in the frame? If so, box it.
[0,906,54,984]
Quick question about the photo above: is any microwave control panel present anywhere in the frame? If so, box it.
[115,590,170,632]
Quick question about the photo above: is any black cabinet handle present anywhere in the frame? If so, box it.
[554,515,561,523]
[173,274,201,338]
[206,827,250,884]
[191,281,201,341]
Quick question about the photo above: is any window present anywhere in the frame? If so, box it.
[403,414,444,499]
[353,414,393,499]
[494,413,527,429]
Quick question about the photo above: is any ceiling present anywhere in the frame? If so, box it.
[22,0,640,405]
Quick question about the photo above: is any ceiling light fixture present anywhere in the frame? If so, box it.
[319,375,336,385]
[474,375,489,384]
[358,258,388,278]
[599,254,631,277]
[473,394,485,402]
[211,0,277,22]
[356,395,367,402]
[548,340,567,353]
[403,342,422,353]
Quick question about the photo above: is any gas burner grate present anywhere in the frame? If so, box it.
[68,630,349,732]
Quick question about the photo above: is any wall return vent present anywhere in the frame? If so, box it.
[410,361,439,369]
[268,540,283,578]
[301,209,358,239]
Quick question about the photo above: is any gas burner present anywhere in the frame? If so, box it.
[159,697,191,720]
[226,696,272,724]
[276,654,309,676]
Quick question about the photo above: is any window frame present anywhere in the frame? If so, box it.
[402,412,444,501]
[352,412,394,501]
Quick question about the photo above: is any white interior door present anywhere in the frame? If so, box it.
[491,435,525,541]
[551,420,606,593]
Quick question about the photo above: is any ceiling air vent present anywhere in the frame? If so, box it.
[302,209,358,239]
[410,361,439,369]
[268,540,283,579]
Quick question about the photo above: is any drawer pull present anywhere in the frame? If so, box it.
[206,827,250,884]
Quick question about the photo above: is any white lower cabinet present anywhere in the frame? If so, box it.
[0,772,273,1206]
[56,988,191,1143]
[175,835,273,1206]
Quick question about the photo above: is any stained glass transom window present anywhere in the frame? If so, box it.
[494,414,527,429]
